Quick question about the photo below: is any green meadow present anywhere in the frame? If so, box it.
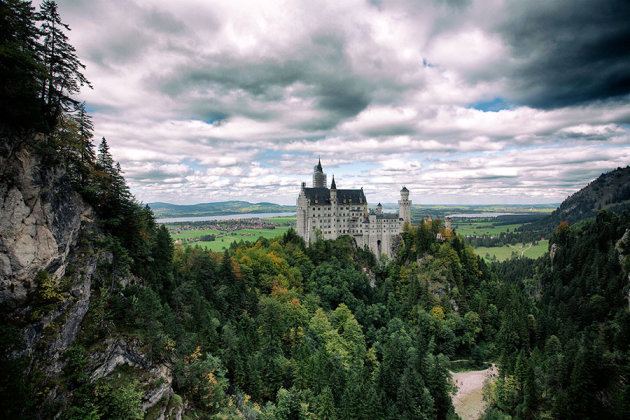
[451,221,522,236]
[475,240,549,262]
[166,222,293,252]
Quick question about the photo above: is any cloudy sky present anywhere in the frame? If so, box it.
[56,0,630,205]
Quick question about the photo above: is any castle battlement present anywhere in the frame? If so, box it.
[296,161,411,257]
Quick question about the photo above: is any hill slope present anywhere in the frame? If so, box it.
[148,201,296,218]
[521,165,630,233]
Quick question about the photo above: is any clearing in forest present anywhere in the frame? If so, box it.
[451,364,497,420]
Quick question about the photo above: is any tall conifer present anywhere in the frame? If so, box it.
[38,0,91,128]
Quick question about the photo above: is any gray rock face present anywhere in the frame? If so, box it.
[90,338,178,414]
[13,252,100,360]
[49,252,102,355]
[0,139,93,309]
[549,243,558,263]
[90,338,151,380]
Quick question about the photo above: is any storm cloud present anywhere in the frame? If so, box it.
[498,0,630,108]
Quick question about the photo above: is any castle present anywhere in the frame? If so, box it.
[296,160,411,257]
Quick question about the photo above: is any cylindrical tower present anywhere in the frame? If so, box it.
[398,186,411,225]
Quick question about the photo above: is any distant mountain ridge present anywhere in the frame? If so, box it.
[522,165,630,232]
[148,200,296,218]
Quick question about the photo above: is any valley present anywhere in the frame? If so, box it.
[1,2,629,419]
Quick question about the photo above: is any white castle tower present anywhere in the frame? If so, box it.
[398,186,411,225]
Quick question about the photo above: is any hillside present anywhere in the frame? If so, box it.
[520,165,630,233]
[148,201,296,218]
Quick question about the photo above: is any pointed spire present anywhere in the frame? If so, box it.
[331,175,336,189]
[316,157,322,172]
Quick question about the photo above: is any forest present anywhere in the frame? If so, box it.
[1,1,630,419]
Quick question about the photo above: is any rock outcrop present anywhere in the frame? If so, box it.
[90,338,182,417]
[0,137,93,308]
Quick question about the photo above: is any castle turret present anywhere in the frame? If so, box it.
[330,175,337,237]
[398,186,411,225]
[313,158,327,188]
[296,182,308,241]
[376,203,382,215]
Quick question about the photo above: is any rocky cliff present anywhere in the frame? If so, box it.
[0,135,182,419]
[0,136,92,308]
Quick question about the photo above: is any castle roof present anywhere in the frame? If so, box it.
[316,158,323,172]
[401,186,409,192]
[304,187,366,204]
[331,175,336,189]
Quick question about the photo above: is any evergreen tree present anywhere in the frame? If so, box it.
[315,386,337,420]
[38,0,91,128]
[71,101,95,170]
[0,0,44,130]
[97,137,114,175]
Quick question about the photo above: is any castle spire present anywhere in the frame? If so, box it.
[313,158,327,187]
[331,175,336,190]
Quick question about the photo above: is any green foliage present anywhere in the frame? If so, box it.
[484,210,630,418]
[34,269,64,304]
[64,377,144,420]
[38,0,92,128]
[0,0,44,130]
[0,0,91,132]
[174,349,228,412]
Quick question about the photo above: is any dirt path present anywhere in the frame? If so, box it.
[451,364,497,420]
[520,243,532,257]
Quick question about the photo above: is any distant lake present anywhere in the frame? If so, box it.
[447,212,517,218]
[156,212,296,224]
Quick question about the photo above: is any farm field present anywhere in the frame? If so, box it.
[475,240,549,262]
[451,221,522,236]
[166,217,294,252]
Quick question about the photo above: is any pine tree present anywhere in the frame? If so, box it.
[0,0,44,130]
[397,366,423,420]
[113,162,132,204]
[94,136,115,207]
[315,386,337,420]
[97,137,114,175]
[38,0,91,128]
[72,101,95,167]
[152,224,175,299]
